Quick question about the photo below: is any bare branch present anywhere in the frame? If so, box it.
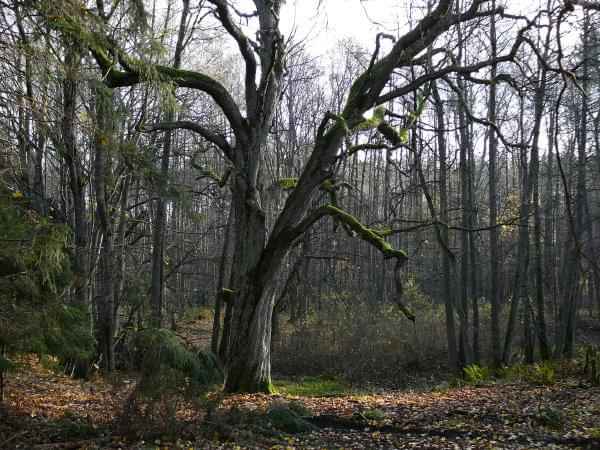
[207,0,258,109]
[138,120,233,159]
[442,76,528,149]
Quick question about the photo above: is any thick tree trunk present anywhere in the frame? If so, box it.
[211,200,235,354]
[223,181,271,391]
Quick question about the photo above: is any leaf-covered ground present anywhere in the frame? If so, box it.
[1,358,599,449]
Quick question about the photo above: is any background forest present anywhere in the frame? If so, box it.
[1,0,600,402]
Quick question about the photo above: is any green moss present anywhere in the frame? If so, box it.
[399,127,409,143]
[399,305,416,322]
[275,178,298,188]
[371,228,394,237]
[272,376,347,397]
[235,379,273,394]
[350,105,387,134]
[268,401,315,433]
[321,204,407,260]
[191,163,222,184]
[319,179,335,192]
[363,408,388,421]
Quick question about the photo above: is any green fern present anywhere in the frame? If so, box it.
[463,364,491,385]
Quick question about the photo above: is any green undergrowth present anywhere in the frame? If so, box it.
[272,375,348,397]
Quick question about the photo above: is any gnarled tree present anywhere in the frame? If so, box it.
[40,0,527,392]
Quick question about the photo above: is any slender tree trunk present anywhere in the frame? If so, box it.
[457,76,472,366]
[530,26,552,360]
[503,103,532,366]
[487,2,502,369]
[150,0,189,328]
[557,14,590,358]
[432,83,458,368]
[62,43,89,312]
[94,89,116,372]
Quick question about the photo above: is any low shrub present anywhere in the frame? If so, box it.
[463,364,491,386]
[119,328,221,438]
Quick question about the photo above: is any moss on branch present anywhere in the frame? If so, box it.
[274,178,299,188]
[319,204,407,260]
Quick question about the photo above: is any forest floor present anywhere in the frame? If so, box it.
[1,356,600,449]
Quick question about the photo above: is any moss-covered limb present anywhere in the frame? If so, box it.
[377,122,404,145]
[41,4,245,138]
[319,204,407,260]
[274,178,299,189]
[341,1,455,117]
[138,120,232,159]
[349,105,388,133]
[316,204,413,320]
[392,258,415,322]
[191,163,225,185]
[323,180,354,204]
[315,112,350,146]
[264,203,413,321]
[373,88,430,147]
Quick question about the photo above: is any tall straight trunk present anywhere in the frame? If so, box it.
[487,1,501,369]
[15,12,34,193]
[94,89,116,372]
[457,76,472,366]
[468,125,480,363]
[150,0,189,328]
[543,110,556,305]
[503,102,533,366]
[62,43,89,312]
[530,21,552,360]
[557,14,590,358]
[432,83,458,368]
[593,105,600,319]
[114,174,132,322]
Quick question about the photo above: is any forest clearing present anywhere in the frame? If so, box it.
[3,0,600,448]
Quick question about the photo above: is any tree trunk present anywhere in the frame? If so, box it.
[457,75,472,367]
[149,0,189,328]
[503,102,532,366]
[487,1,502,369]
[211,200,235,354]
[94,89,117,372]
[223,180,271,392]
[432,83,459,368]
